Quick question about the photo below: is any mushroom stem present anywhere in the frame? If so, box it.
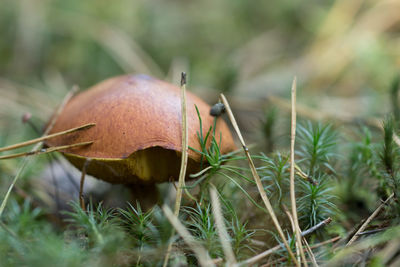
[128,184,159,211]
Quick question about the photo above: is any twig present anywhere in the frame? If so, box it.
[289,77,307,266]
[283,204,318,266]
[302,218,332,236]
[0,85,79,217]
[163,72,189,267]
[294,164,318,185]
[210,185,237,265]
[302,237,318,267]
[346,193,394,246]
[310,236,341,249]
[263,237,341,266]
[238,245,281,267]
[162,205,215,267]
[0,141,93,160]
[79,158,92,211]
[0,220,18,238]
[283,205,300,263]
[0,123,95,153]
[261,259,314,267]
[284,163,317,185]
[356,227,389,236]
[237,217,332,266]
[220,93,298,266]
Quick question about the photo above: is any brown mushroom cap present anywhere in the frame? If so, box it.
[45,74,236,184]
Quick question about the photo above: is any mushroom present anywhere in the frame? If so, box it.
[45,74,235,192]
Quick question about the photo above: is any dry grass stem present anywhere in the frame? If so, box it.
[0,85,78,217]
[283,205,300,263]
[0,123,95,153]
[93,25,164,78]
[0,220,18,238]
[0,141,93,160]
[237,244,281,266]
[210,186,237,265]
[283,204,318,266]
[289,77,307,266]
[162,205,215,267]
[375,238,400,265]
[302,217,332,236]
[294,164,318,185]
[356,228,389,236]
[174,72,189,215]
[267,95,382,129]
[346,193,394,247]
[260,237,340,267]
[310,236,341,250]
[45,85,80,133]
[163,72,189,267]
[393,133,400,148]
[286,164,317,185]
[79,158,92,211]
[238,217,332,266]
[220,93,298,266]
[302,237,318,267]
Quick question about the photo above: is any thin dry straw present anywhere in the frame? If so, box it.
[303,237,318,267]
[210,185,237,265]
[0,141,93,160]
[283,205,300,263]
[393,133,400,148]
[283,205,318,266]
[0,123,95,153]
[266,95,382,129]
[289,77,307,266]
[162,205,215,267]
[294,164,318,185]
[162,72,189,267]
[346,192,394,247]
[79,158,92,210]
[219,93,298,266]
[237,217,332,266]
[0,85,79,217]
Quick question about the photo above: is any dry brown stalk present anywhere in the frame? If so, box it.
[238,217,332,266]
[0,141,93,160]
[346,193,394,247]
[302,237,318,267]
[162,72,189,267]
[79,158,92,211]
[289,77,307,266]
[162,205,215,267]
[220,93,298,266]
[210,185,237,265]
[0,123,95,153]
[0,85,79,217]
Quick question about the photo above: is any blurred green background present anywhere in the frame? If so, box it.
[1,0,399,118]
[1,0,400,192]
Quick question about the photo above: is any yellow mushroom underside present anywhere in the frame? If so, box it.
[63,146,201,184]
